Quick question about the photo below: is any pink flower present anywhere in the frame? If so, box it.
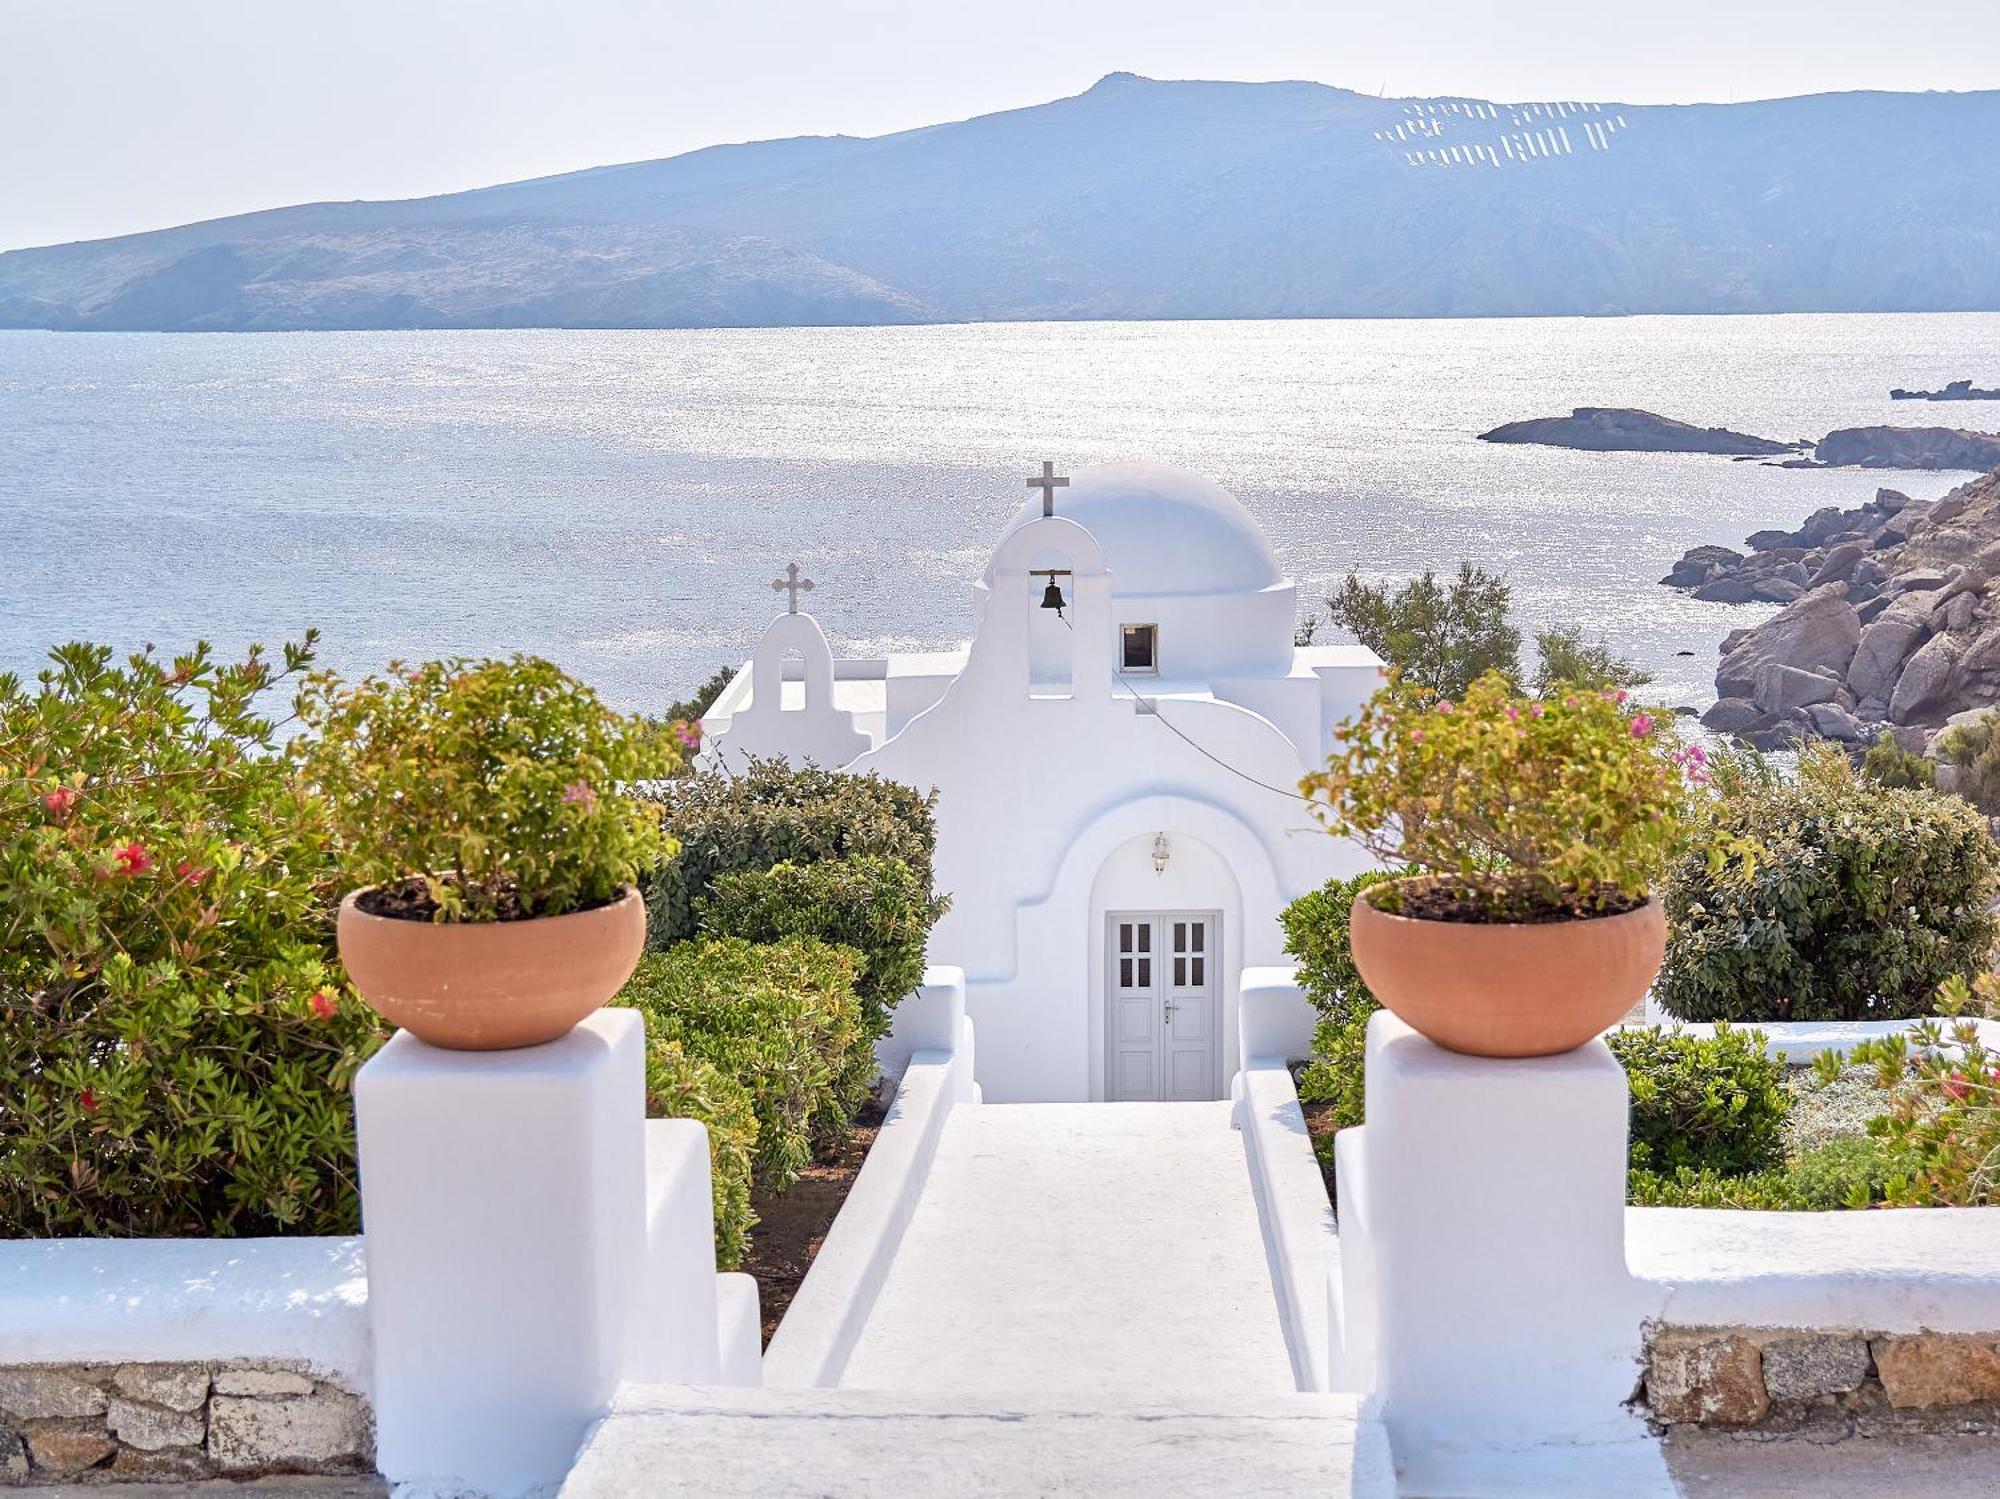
[42,786,78,816]
[1530,702,1546,718]
[1564,696,1578,709]
[1630,714,1655,738]
[309,990,339,1021]
[1411,728,1426,744]
[1506,706,1520,722]
[675,722,702,751]
[112,842,152,875]
[175,860,212,885]
[1944,1071,1970,1102]
[1436,700,1454,714]
[561,780,597,810]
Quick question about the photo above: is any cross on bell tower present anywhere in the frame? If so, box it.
[772,561,814,614]
[1027,460,1069,517]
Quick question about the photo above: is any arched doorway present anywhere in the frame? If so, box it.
[1088,830,1241,1101]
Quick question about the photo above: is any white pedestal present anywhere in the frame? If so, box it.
[356,1010,652,1498]
[1338,1013,1663,1494]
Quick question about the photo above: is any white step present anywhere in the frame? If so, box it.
[561,1385,1394,1498]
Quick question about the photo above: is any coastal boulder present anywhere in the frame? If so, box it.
[1889,632,1965,724]
[1804,702,1867,741]
[1807,541,1866,589]
[1714,585,1862,699]
[1753,663,1840,715]
[1847,593,1938,702]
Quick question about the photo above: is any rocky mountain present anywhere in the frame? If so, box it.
[6,76,2000,330]
[1669,467,2000,749]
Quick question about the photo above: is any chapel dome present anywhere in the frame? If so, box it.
[988,460,1284,597]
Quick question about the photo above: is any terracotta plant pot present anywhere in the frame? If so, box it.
[1349,879,1666,1059]
[336,885,645,1050]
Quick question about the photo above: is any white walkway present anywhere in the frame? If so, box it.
[839,1101,1299,1397]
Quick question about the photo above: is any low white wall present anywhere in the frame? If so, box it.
[763,968,976,1389]
[1630,1205,2000,1332]
[1238,964,1319,1065]
[0,1236,371,1392]
[1632,1014,2000,1062]
[1233,1060,1338,1393]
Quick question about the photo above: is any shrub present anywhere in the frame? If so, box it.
[1859,730,1936,792]
[296,656,682,922]
[1283,869,1412,1129]
[614,937,863,1194]
[1628,1136,1913,1211]
[1325,562,1520,701]
[699,855,948,1042]
[1935,710,2000,814]
[1531,624,1651,698]
[642,1038,760,1268]
[1302,672,1702,921]
[1824,974,2000,1206]
[1657,746,1998,1022]
[643,758,940,946]
[1606,1024,1790,1177]
[666,666,736,729]
[0,638,388,1238]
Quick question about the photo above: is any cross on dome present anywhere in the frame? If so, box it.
[1027,460,1069,517]
[772,561,814,613]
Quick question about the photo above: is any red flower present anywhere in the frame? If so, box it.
[309,990,339,1021]
[112,842,152,875]
[175,860,212,885]
[1630,714,1656,738]
[79,1087,100,1114]
[1944,1071,1971,1102]
[43,786,79,816]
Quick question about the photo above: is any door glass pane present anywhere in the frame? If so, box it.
[1120,957,1133,988]
[1192,956,1205,987]
[1192,922,1205,953]
[1119,923,1132,953]
[1174,921,1187,952]
[1138,958,1151,987]
[1138,925,1151,953]
[1174,957,1187,986]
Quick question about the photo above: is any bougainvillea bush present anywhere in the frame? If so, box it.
[1301,670,1703,921]
[0,638,388,1238]
[296,655,682,922]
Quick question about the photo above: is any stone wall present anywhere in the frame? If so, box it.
[1641,1325,2000,1439]
[0,1361,372,1485]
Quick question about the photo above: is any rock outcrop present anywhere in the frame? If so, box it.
[1811,426,2000,470]
[1674,467,2000,747]
[1478,408,1803,456]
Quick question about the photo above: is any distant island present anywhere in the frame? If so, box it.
[3,76,2000,331]
[1480,409,2000,471]
[1892,380,2000,401]
[1477,409,1802,456]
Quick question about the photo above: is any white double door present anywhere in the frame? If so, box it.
[1106,912,1221,1101]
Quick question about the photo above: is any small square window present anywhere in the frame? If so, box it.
[1121,623,1158,673]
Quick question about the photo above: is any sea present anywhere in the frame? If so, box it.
[5,313,1998,715]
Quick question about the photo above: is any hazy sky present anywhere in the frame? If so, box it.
[6,0,1997,250]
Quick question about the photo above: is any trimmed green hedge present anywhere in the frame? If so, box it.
[1628,1135,1914,1210]
[639,1037,760,1268]
[1657,747,1998,1023]
[1284,868,1411,1130]
[642,758,939,947]
[614,937,864,1247]
[699,855,949,1039]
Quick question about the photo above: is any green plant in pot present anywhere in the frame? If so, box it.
[299,656,682,1050]
[1300,671,1705,1058]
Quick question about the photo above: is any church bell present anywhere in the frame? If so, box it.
[1039,578,1067,615]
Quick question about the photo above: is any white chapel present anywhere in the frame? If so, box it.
[700,461,1382,1104]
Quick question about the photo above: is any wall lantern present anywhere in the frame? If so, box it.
[1032,568,1071,618]
[1152,832,1171,875]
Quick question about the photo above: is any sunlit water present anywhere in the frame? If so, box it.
[5,314,1998,714]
